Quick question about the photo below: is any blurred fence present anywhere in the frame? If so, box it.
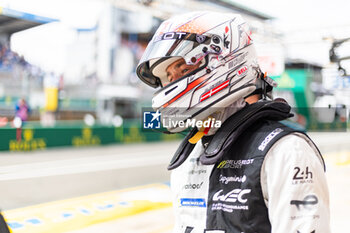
[0,118,348,152]
[0,120,183,152]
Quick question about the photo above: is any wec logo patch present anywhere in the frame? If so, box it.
[212,189,251,212]
[213,189,251,203]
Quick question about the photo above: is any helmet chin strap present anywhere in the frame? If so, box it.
[244,70,277,100]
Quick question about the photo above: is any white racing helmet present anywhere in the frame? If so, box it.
[137,11,261,132]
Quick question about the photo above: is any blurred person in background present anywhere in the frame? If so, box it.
[136,11,330,232]
[15,98,31,123]
[0,43,29,71]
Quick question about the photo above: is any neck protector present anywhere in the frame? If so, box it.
[168,100,293,170]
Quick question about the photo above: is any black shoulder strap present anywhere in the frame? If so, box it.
[238,120,301,157]
[232,120,326,171]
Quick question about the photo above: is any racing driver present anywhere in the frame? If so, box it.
[136,11,330,233]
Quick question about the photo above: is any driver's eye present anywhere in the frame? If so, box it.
[182,68,189,74]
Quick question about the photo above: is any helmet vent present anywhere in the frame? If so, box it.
[212,36,220,44]
[165,85,178,95]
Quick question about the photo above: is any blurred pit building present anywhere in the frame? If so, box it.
[0,0,349,151]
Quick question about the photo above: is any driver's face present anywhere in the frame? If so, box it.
[165,58,201,86]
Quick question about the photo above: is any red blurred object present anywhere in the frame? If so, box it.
[0,117,8,127]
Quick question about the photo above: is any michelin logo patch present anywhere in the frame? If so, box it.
[258,128,283,151]
[180,198,206,207]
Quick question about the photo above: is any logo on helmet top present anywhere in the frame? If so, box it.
[154,32,189,42]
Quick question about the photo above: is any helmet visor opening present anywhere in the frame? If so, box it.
[136,34,211,88]
[153,57,207,87]
[136,61,160,88]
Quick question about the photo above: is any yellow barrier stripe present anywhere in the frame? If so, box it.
[5,183,166,214]
[3,183,172,233]
[336,159,350,166]
[324,151,350,166]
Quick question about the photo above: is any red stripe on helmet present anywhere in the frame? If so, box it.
[200,80,229,102]
[162,77,206,108]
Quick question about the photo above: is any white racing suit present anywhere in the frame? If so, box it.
[170,122,330,233]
